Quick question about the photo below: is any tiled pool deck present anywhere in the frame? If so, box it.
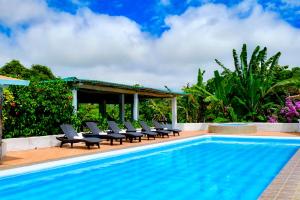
[1,131,300,199]
[260,150,300,200]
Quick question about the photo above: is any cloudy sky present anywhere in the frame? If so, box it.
[0,0,300,90]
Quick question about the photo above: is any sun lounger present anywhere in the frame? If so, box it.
[85,122,125,145]
[140,121,170,138]
[124,121,157,140]
[57,124,100,149]
[108,121,143,143]
[153,120,181,136]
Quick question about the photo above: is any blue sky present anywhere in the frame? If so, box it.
[45,0,300,36]
[0,0,299,89]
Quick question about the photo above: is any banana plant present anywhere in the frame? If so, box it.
[215,44,299,121]
[179,69,211,122]
[182,69,236,122]
[203,70,237,122]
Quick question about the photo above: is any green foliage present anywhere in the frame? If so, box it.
[178,44,300,123]
[0,60,78,138]
[3,89,15,126]
[178,69,207,122]
[30,64,56,80]
[106,104,120,121]
[130,120,141,128]
[77,103,110,130]
[224,44,282,120]
[1,50,299,139]
[78,104,100,122]
[3,80,74,138]
[0,60,55,81]
[139,99,171,122]
[0,60,31,79]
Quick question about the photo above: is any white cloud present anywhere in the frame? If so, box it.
[155,2,300,79]
[0,0,49,26]
[15,9,151,68]
[0,0,300,90]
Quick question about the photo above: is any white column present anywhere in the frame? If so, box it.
[133,93,139,121]
[172,96,177,129]
[72,89,78,113]
[120,94,125,122]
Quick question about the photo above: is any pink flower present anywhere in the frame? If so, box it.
[268,116,278,123]
[281,99,300,122]
[295,101,300,110]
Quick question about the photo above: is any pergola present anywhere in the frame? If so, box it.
[63,77,184,128]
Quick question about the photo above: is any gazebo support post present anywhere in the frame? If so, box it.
[133,93,139,121]
[72,89,78,113]
[99,100,106,118]
[119,94,125,122]
[171,96,177,129]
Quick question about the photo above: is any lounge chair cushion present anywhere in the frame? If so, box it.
[74,132,84,139]
[98,131,107,135]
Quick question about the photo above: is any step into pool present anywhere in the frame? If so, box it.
[0,136,299,200]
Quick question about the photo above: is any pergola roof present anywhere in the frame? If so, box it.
[0,75,30,86]
[63,77,185,99]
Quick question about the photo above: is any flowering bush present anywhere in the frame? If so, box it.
[267,115,278,123]
[3,80,74,138]
[280,99,300,122]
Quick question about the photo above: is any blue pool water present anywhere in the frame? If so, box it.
[218,123,247,126]
[0,136,299,200]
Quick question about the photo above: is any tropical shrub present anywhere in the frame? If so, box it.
[178,69,207,122]
[78,104,100,122]
[139,99,171,122]
[280,99,300,122]
[3,80,74,138]
[178,44,300,123]
[0,50,299,140]
[215,44,284,121]
[0,60,55,81]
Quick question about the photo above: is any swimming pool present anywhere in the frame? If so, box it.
[0,136,299,200]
